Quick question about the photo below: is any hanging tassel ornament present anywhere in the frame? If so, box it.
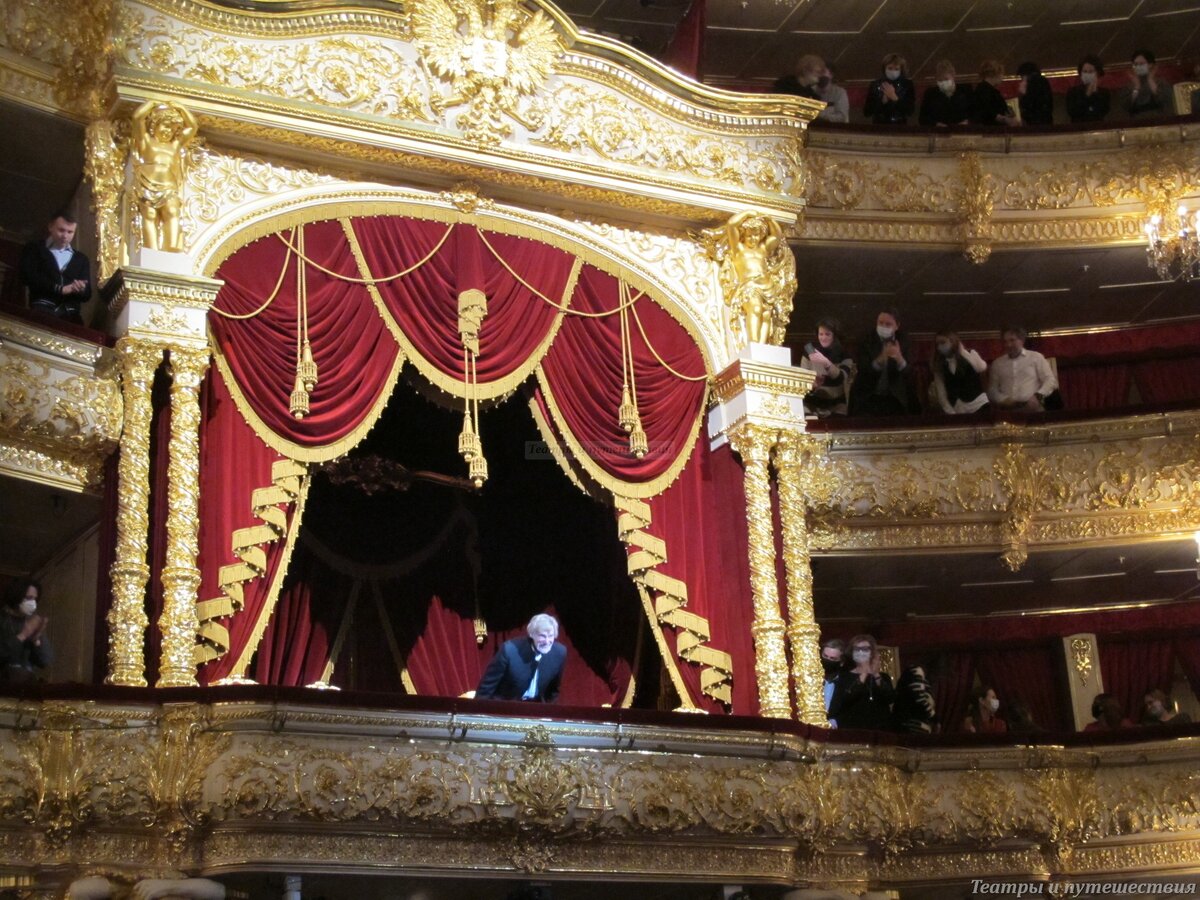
[289,225,315,419]
[458,301,488,488]
[289,371,310,419]
[618,383,637,433]
[298,339,318,392]
[617,281,647,458]
[458,409,480,461]
[469,453,488,489]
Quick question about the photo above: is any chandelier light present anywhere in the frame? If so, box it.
[1144,204,1200,281]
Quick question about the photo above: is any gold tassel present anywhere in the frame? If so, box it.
[458,412,479,461]
[298,340,318,392]
[458,288,487,356]
[469,453,488,488]
[289,371,310,419]
[629,417,648,459]
[472,613,488,645]
[618,383,637,433]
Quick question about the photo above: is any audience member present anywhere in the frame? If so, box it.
[988,326,1058,411]
[475,613,566,702]
[892,664,937,734]
[864,54,916,124]
[962,685,1007,734]
[919,60,973,127]
[1066,55,1111,123]
[19,211,91,325]
[802,318,854,416]
[815,63,850,123]
[0,578,52,683]
[829,634,895,730]
[774,53,824,101]
[930,331,989,414]
[1083,693,1134,731]
[1141,689,1192,726]
[1121,49,1174,117]
[849,309,918,416]
[973,60,1019,126]
[1007,701,1044,735]
[1016,62,1054,125]
[820,637,846,724]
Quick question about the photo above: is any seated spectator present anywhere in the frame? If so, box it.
[988,326,1058,411]
[849,309,918,416]
[815,63,850,124]
[1007,701,1044,734]
[820,637,846,723]
[1017,62,1054,125]
[1121,49,1174,118]
[963,685,1007,734]
[893,664,937,734]
[973,59,1019,126]
[829,634,895,730]
[864,54,916,124]
[1,578,52,683]
[1083,692,1134,731]
[802,318,854,416]
[920,60,972,127]
[1066,55,1111,123]
[931,331,989,414]
[1141,689,1192,726]
[774,53,824,102]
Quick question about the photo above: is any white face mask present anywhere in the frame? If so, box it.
[852,649,872,664]
[876,325,895,340]
[1133,63,1150,77]
[938,79,955,95]
[988,697,1000,712]
[1080,71,1096,86]
[885,68,901,81]
[19,599,37,617]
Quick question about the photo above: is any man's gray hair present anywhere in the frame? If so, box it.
[526,613,559,637]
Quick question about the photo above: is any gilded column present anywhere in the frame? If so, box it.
[157,347,210,687]
[107,338,161,687]
[774,434,827,725]
[729,423,792,719]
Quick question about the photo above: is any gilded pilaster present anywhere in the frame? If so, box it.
[157,348,210,688]
[727,423,791,719]
[107,338,161,687]
[774,434,828,726]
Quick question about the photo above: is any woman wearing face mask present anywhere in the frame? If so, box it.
[1,578,52,682]
[1066,55,1110,123]
[849,309,918,417]
[930,331,989,415]
[1121,49,1174,117]
[972,60,1020,126]
[919,60,972,127]
[864,53,915,125]
[829,634,896,731]
[802,318,854,416]
[1141,690,1191,726]
[1016,62,1054,126]
[962,686,1007,734]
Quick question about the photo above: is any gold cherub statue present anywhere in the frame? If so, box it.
[130,100,198,253]
[702,211,797,346]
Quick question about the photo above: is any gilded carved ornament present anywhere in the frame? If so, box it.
[701,212,797,348]
[1070,638,1094,686]
[130,101,198,253]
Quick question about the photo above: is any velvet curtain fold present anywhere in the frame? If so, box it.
[1098,636,1176,725]
[1173,636,1200,701]
[975,644,1068,731]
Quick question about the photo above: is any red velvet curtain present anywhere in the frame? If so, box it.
[976,644,1068,731]
[147,372,171,682]
[1174,636,1200,700]
[1057,363,1131,410]
[1098,636,1176,725]
[1133,358,1200,404]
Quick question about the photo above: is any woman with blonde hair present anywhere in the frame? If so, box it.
[864,53,915,124]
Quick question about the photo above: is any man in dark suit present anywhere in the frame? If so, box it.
[19,212,91,325]
[476,614,566,703]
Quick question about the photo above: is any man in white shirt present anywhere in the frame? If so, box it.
[988,327,1058,411]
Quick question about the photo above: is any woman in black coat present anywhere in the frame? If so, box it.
[863,53,916,124]
[830,634,896,731]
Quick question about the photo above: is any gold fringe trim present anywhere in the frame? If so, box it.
[615,494,733,706]
[342,216,582,400]
[319,580,361,685]
[201,200,716,379]
[195,458,309,668]
[208,327,407,464]
[527,396,593,497]
[534,368,707,500]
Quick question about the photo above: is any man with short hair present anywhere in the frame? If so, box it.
[820,638,846,722]
[19,212,91,325]
[476,613,567,703]
[988,326,1058,411]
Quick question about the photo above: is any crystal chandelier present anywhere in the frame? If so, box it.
[1144,204,1200,281]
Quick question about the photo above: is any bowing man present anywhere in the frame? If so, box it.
[476,613,566,702]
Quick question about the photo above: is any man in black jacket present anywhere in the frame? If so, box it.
[476,613,567,703]
[19,212,91,325]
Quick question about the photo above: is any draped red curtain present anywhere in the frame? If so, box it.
[1057,363,1131,410]
[147,373,171,681]
[976,644,1068,731]
[1133,358,1200,404]
[1098,636,1176,725]
[1174,636,1200,700]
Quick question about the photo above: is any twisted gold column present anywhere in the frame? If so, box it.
[157,348,210,687]
[107,338,161,687]
[775,434,827,726]
[729,423,792,719]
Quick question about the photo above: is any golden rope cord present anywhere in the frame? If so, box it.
[209,227,296,320]
[628,296,709,383]
[275,222,454,283]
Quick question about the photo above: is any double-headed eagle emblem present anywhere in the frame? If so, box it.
[412,0,564,144]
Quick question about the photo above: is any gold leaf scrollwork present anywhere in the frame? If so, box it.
[1069,638,1093,686]
[957,151,994,264]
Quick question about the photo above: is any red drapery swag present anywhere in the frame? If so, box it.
[201,215,714,695]
[1098,636,1177,725]
[975,644,1069,731]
